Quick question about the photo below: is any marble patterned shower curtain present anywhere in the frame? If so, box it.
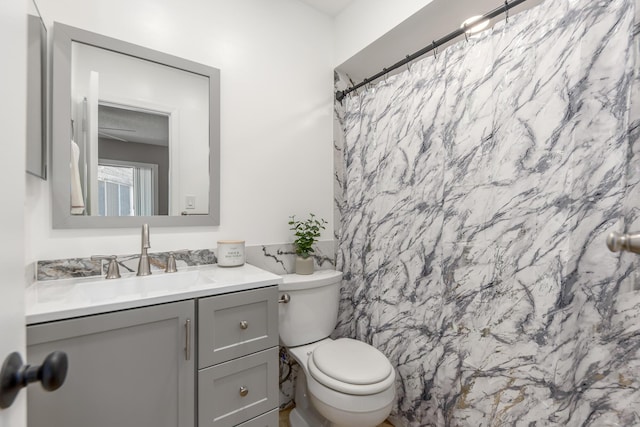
[336,0,640,425]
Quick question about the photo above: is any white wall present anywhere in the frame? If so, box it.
[26,0,334,263]
[333,0,433,67]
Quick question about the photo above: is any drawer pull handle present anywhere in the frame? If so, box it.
[279,294,290,304]
[239,386,249,397]
[185,319,191,361]
[239,320,249,330]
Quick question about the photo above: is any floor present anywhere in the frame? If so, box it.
[279,406,394,426]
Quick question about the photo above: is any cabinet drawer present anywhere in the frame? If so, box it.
[198,287,278,367]
[235,409,278,427]
[198,347,278,427]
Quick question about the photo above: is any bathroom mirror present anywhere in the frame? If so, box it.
[26,13,47,179]
[51,22,220,228]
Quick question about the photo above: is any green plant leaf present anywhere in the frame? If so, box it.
[288,213,327,259]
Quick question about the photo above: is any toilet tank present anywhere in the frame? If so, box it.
[278,270,343,347]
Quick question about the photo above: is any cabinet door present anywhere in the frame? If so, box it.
[26,301,195,427]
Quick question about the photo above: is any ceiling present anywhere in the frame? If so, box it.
[331,0,544,82]
[99,105,169,146]
[296,0,355,17]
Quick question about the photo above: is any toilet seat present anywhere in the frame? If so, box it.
[308,338,395,395]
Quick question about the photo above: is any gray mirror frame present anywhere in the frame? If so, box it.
[26,14,47,179]
[51,22,220,228]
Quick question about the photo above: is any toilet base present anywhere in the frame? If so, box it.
[311,394,393,427]
[289,407,330,427]
[289,370,331,427]
[290,365,392,427]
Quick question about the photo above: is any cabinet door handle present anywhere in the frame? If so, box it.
[185,319,191,361]
[239,320,248,330]
[239,386,249,397]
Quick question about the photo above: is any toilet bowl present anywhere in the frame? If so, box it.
[279,271,395,427]
[288,338,395,427]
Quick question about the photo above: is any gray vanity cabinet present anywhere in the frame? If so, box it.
[25,285,279,427]
[26,300,195,427]
[198,287,279,427]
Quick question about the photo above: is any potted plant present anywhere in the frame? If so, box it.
[288,213,327,275]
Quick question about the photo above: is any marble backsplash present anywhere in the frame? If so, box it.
[34,240,335,282]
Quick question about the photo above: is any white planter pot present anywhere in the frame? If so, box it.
[295,256,314,275]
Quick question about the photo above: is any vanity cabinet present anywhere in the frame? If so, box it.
[27,300,195,427]
[26,285,279,427]
[198,287,279,427]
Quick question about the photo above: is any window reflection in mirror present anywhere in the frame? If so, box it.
[97,104,167,216]
[98,161,158,217]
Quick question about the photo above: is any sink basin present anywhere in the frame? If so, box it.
[87,270,210,300]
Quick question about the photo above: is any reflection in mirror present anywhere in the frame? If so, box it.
[70,41,210,217]
[52,22,220,228]
[97,104,168,216]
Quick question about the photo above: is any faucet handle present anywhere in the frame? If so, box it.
[166,253,178,273]
[90,255,121,279]
[165,250,189,273]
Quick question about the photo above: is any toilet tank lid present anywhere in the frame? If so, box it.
[280,270,342,291]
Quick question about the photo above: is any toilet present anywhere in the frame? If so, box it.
[279,270,395,427]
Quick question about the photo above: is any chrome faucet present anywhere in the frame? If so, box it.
[137,224,152,276]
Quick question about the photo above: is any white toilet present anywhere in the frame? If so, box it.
[279,270,395,427]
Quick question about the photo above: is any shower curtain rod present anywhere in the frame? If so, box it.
[335,0,528,103]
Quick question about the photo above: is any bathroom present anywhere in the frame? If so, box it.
[2,0,640,426]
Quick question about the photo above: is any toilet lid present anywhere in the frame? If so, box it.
[308,338,394,395]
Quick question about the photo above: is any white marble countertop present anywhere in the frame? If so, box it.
[26,263,282,325]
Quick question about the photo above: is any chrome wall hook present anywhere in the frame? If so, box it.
[607,231,640,254]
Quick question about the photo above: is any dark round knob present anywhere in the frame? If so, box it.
[39,351,68,391]
[0,351,68,409]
